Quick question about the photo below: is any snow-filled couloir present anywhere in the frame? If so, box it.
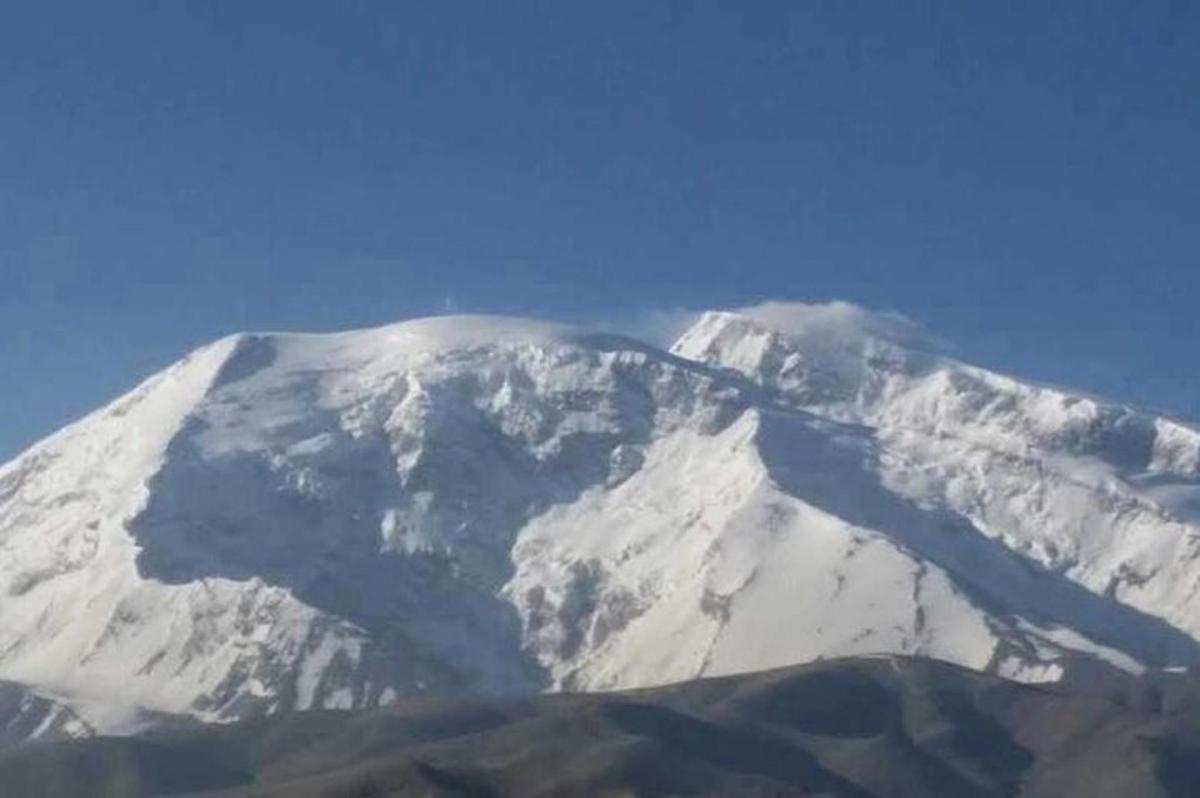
[3,305,1200,738]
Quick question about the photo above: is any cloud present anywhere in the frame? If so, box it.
[596,299,947,353]
[730,300,950,353]
[581,299,949,357]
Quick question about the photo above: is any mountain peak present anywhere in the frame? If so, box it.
[670,302,940,415]
[673,301,945,357]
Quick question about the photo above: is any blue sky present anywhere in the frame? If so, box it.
[2,1,1198,459]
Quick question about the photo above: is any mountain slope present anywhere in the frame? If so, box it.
[674,306,1200,677]
[2,306,1200,735]
[4,656,1200,798]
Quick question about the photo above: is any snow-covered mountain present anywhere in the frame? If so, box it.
[3,304,1200,738]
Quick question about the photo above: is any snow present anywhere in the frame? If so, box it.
[3,308,1200,740]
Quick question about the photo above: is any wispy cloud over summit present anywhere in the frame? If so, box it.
[598,299,949,354]
[729,300,951,353]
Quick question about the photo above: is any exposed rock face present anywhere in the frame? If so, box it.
[0,682,92,747]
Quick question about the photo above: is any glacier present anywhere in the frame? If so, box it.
[2,305,1200,739]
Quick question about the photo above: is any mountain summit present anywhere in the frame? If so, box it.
[3,305,1200,739]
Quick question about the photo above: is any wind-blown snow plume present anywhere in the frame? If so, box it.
[731,299,949,353]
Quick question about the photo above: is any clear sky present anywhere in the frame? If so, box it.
[2,1,1198,459]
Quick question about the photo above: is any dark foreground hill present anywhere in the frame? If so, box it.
[4,656,1200,798]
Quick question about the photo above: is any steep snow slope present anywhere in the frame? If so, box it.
[2,308,1200,736]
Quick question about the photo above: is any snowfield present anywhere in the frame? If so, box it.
[3,304,1200,739]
